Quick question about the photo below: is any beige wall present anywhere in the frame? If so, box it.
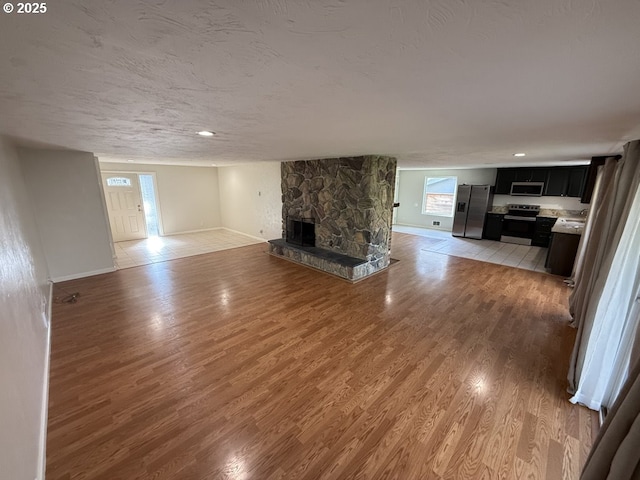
[21,149,115,282]
[0,137,51,480]
[99,162,221,235]
[218,162,282,240]
[396,168,498,231]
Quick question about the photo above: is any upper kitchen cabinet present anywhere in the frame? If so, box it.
[567,166,588,197]
[495,167,549,194]
[495,168,517,194]
[580,156,621,203]
[544,166,588,197]
[494,167,549,195]
[495,165,588,197]
[516,168,547,182]
[544,168,570,196]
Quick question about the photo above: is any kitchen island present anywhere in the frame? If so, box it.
[545,217,585,276]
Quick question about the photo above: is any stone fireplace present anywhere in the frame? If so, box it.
[268,155,397,281]
[286,217,315,247]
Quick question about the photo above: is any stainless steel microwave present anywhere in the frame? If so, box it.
[510,182,544,196]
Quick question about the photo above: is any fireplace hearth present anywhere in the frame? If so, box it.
[286,217,315,247]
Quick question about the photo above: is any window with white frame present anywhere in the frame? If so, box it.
[422,176,457,216]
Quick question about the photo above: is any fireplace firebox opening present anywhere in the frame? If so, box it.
[286,217,315,247]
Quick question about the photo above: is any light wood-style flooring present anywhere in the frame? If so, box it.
[47,232,597,479]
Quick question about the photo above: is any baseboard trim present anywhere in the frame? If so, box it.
[51,266,117,283]
[37,282,53,480]
[393,222,451,232]
[163,227,223,236]
[148,227,268,243]
[220,228,268,243]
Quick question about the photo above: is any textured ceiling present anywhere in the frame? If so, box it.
[1,0,640,168]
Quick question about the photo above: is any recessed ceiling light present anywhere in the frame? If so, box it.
[197,130,215,137]
[211,163,217,167]
[513,153,526,157]
[127,160,134,162]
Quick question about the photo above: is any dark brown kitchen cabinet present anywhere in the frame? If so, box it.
[495,166,589,198]
[544,168,570,196]
[544,166,588,198]
[545,232,581,276]
[495,168,548,194]
[567,166,588,197]
[483,213,504,240]
[516,168,547,182]
[495,169,517,194]
[582,156,620,204]
[532,216,557,247]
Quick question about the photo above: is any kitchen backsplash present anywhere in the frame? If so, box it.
[490,204,587,218]
[492,194,586,210]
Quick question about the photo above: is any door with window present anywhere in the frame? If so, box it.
[101,173,147,242]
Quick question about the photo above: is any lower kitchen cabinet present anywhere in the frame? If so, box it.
[545,232,581,276]
[483,213,504,240]
[532,216,557,247]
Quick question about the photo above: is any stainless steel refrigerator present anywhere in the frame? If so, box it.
[451,185,493,239]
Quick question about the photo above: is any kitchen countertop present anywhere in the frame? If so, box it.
[488,207,588,218]
[551,217,586,235]
[487,207,587,235]
[539,208,586,218]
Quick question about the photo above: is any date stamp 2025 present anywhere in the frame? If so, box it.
[3,2,48,14]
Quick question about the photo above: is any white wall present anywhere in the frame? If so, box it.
[99,162,221,235]
[20,149,115,282]
[395,168,498,230]
[0,137,51,480]
[218,162,282,240]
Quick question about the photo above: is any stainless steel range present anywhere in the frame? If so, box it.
[500,204,540,245]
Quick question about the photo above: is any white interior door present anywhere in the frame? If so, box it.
[101,172,147,242]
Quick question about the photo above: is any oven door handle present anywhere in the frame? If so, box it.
[504,215,537,221]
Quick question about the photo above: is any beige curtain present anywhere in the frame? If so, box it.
[568,158,618,326]
[568,141,640,394]
[569,167,603,283]
[581,328,640,479]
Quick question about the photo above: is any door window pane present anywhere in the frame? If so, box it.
[106,177,131,187]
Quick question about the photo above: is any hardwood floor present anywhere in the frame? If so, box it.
[47,232,598,479]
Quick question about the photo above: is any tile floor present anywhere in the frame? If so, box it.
[113,228,265,269]
[393,224,550,273]
[114,226,551,274]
